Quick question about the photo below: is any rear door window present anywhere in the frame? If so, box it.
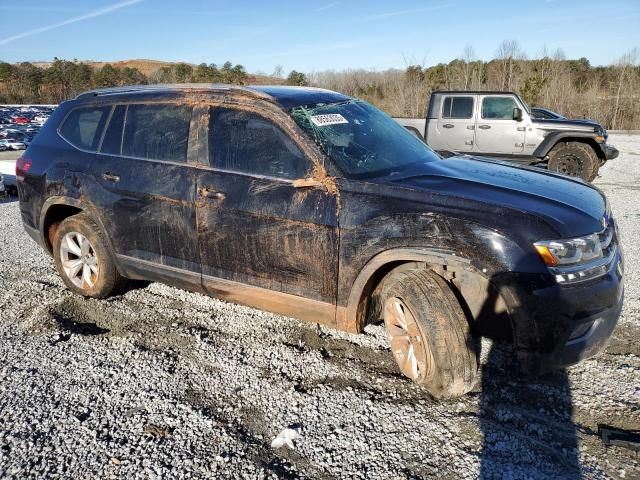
[442,96,474,119]
[100,105,126,155]
[481,97,517,120]
[59,105,111,151]
[122,103,192,162]
[209,107,308,179]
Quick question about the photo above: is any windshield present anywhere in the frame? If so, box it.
[290,100,439,179]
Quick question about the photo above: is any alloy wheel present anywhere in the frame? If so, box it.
[383,297,434,380]
[59,232,99,289]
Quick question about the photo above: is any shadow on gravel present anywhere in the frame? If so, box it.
[478,258,581,479]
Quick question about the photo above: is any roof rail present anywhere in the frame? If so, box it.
[75,83,261,100]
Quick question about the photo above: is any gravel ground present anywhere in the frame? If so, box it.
[0,134,639,479]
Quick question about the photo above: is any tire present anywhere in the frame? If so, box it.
[547,142,599,182]
[382,268,478,399]
[52,212,125,299]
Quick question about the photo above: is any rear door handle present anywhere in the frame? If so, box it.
[198,187,226,200]
[478,125,491,130]
[442,124,454,129]
[102,172,120,182]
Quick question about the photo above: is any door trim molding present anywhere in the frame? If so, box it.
[116,254,337,328]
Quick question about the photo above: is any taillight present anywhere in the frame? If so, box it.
[16,156,32,181]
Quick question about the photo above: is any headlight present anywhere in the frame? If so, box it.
[534,221,617,284]
[534,233,603,266]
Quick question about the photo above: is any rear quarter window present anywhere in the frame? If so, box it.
[59,105,111,151]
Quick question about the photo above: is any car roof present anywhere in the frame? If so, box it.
[432,90,519,95]
[75,84,351,110]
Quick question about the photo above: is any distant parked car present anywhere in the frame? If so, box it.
[0,175,5,197]
[0,142,8,151]
[13,116,30,124]
[0,139,26,150]
[531,107,566,120]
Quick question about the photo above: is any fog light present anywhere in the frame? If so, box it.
[567,320,596,342]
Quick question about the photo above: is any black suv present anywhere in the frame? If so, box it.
[18,85,624,398]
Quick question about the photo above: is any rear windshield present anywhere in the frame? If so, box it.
[291,100,439,179]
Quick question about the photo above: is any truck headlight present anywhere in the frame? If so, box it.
[534,234,603,267]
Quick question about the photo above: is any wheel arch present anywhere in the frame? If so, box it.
[337,248,515,343]
[39,196,115,257]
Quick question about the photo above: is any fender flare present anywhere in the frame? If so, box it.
[336,247,474,333]
[533,131,600,158]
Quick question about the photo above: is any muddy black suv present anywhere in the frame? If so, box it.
[18,85,624,398]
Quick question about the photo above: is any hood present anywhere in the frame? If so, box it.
[532,117,603,132]
[379,156,606,238]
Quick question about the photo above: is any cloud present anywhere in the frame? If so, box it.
[0,0,143,46]
[315,2,340,12]
[363,4,450,21]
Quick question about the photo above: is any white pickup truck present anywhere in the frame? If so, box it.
[394,90,618,182]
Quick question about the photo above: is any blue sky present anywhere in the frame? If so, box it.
[0,0,639,74]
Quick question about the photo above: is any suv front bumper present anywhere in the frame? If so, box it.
[506,248,624,373]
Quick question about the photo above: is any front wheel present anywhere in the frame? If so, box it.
[382,269,478,399]
[547,142,599,182]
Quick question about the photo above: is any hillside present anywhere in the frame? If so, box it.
[27,58,286,85]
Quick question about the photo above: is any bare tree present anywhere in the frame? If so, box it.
[495,40,525,90]
[611,48,638,130]
[272,64,284,79]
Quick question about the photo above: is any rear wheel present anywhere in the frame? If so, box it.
[547,142,598,182]
[53,213,125,298]
[382,269,478,398]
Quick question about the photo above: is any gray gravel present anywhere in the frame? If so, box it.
[0,134,639,479]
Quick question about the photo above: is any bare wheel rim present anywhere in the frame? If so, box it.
[383,297,433,380]
[555,154,584,176]
[59,232,99,289]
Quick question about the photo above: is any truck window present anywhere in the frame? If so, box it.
[209,108,308,180]
[481,97,517,120]
[442,97,474,119]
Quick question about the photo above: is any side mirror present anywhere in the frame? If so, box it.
[513,107,523,122]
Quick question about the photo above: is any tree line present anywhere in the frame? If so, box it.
[0,58,311,105]
[0,58,252,104]
[309,42,640,130]
[1,41,638,129]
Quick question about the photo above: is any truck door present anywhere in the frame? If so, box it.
[475,95,526,154]
[435,95,476,153]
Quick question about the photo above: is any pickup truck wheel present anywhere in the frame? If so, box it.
[53,213,125,299]
[382,269,478,398]
[547,142,598,182]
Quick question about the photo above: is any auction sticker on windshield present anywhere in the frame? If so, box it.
[310,114,349,127]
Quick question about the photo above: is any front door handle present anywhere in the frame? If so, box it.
[102,172,120,182]
[198,187,226,200]
[478,125,491,130]
[442,124,454,129]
